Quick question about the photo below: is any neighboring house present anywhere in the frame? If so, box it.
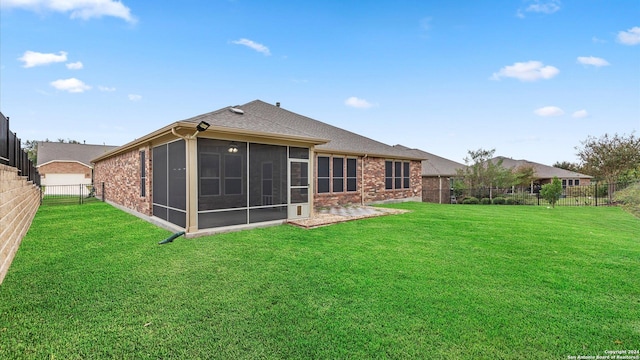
[92,100,424,237]
[491,156,593,190]
[37,142,118,194]
[394,145,466,204]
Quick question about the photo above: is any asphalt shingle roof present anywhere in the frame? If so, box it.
[37,142,118,167]
[393,145,466,176]
[492,156,592,179]
[181,100,424,160]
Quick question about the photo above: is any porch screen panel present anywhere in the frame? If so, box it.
[152,140,186,227]
[152,144,168,221]
[249,144,287,207]
[168,140,186,211]
[197,139,247,211]
[199,210,247,228]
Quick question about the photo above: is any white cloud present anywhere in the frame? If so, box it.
[66,61,83,69]
[592,36,606,44]
[420,17,433,33]
[2,0,136,23]
[98,86,116,92]
[491,61,559,81]
[128,94,142,101]
[232,38,271,56]
[18,50,67,68]
[526,0,561,14]
[344,97,374,109]
[617,26,640,45]
[517,0,561,17]
[572,110,589,119]
[534,106,564,117]
[577,56,610,67]
[50,78,91,93]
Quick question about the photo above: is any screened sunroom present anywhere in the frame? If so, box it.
[150,136,316,233]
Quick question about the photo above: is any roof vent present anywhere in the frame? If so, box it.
[229,107,244,115]
[276,102,280,107]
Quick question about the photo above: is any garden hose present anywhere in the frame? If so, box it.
[158,231,185,245]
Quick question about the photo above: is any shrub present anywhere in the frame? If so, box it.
[462,197,479,204]
[614,182,640,217]
[480,198,492,205]
[541,177,563,208]
[493,197,506,205]
[505,198,517,205]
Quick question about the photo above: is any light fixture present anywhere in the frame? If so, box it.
[227,142,239,153]
[196,121,210,132]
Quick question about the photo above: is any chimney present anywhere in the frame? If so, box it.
[276,102,280,107]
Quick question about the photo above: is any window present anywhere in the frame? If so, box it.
[317,156,330,193]
[568,179,574,186]
[140,150,146,197]
[317,156,358,193]
[394,161,402,189]
[347,158,357,192]
[224,154,243,195]
[333,157,344,192]
[575,179,580,186]
[386,160,410,190]
[385,161,393,190]
[562,179,567,187]
[403,162,410,189]
[199,153,220,196]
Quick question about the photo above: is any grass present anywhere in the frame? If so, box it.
[1,202,639,359]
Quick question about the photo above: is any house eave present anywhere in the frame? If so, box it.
[91,121,330,163]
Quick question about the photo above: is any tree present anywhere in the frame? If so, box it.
[553,161,581,172]
[456,148,513,199]
[540,177,563,208]
[576,132,640,202]
[513,164,536,188]
[22,140,39,163]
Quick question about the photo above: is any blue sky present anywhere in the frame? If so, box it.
[1,0,638,165]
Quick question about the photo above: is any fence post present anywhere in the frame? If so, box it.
[594,181,598,207]
[102,182,105,202]
[79,184,83,205]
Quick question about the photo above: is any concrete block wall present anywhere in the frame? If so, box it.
[0,164,40,285]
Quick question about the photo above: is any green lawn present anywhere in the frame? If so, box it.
[1,202,638,359]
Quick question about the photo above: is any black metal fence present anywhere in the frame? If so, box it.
[424,181,638,206]
[0,112,40,185]
[40,184,102,205]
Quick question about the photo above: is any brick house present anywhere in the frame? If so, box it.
[490,156,593,189]
[37,142,117,194]
[394,145,466,204]
[92,100,424,237]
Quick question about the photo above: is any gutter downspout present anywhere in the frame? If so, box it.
[438,175,442,204]
[170,127,202,234]
[361,154,368,206]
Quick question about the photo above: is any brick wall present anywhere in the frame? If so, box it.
[94,146,152,216]
[313,155,422,208]
[0,164,40,284]
[38,161,91,178]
